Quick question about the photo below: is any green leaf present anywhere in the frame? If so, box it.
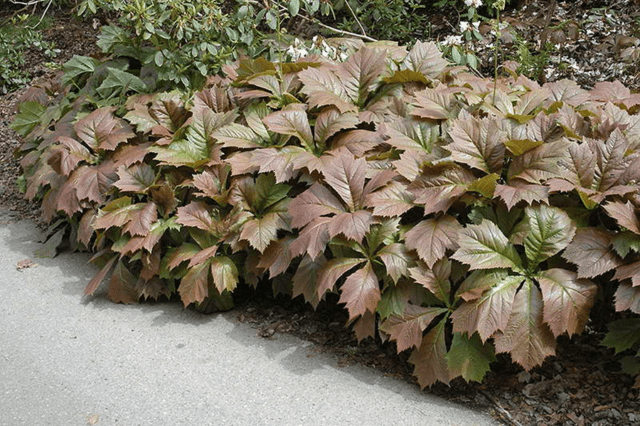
[451,220,523,272]
[10,101,46,137]
[522,204,576,269]
[62,55,100,86]
[96,67,148,98]
[383,69,429,85]
[210,256,239,293]
[446,332,496,383]
[288,0,300,16]
[468,173,499,198]
[612,232,640,258]
[601,318,640,353]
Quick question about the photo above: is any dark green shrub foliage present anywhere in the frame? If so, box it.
[13,38,640,387]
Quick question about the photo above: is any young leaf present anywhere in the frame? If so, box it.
[289,216,331,260]
[380,304,448,352]
[338,260,380,319]
[615,282,640,314]
[494,181,549,211]
[604,201,640,235]
[179,261,210,307]
[451,274,523,342]
[297,66,355,113]
[405,215,460,268]
[263,109,314,151]
[446,333,496,383]
[210,257,239,293]
[408,318,450,388]
[494,279,557,370]
[563,228,622,278]
[447,113,506,174]
[451,220,523,271]
[522,204,576,268]
[240,211,288,253]
[537,268,597,337]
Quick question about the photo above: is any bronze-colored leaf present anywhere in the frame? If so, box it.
[563,228,622,278]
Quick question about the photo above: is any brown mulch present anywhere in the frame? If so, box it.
[0,3,639,425]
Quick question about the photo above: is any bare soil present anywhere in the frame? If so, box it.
[0,2,639,425]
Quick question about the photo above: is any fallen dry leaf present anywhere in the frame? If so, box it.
[87,413,99,425]
[16,259,37,271]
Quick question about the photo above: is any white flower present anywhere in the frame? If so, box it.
[460,21,470,32]
[464,0,483,7]
[442,35,463,46]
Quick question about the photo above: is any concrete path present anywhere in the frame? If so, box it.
[0,219,498,426]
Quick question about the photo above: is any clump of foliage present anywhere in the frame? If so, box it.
[13,35,640,388]
[0,13,59,94]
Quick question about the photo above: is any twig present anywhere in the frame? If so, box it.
[478,389,524,426]
[27,0,53,29]
[343,0,367,38]
[274,4,377,42]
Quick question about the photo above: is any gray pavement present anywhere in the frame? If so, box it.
[0,219,498,426]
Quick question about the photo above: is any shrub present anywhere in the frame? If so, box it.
[13,38,640,387]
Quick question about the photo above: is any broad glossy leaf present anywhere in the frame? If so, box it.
[175,201,214,232]
[327,210,374,243]
[408,162,475,215]
[615,282,640,314]
[382,118,440,153]
[213,123,263,148]
[614,261,640,287]
[412,88,454,120]
[446,332,496,383]
[380,304,448,352]
[289,216,331,260]
[405,215,460,268]
[404,41,448,79]
[451,274,523,342]
[365,180,415,217]
[48,137,92,177]
[494,181,549,211]
[61,55,100,85]
[75,107,133,151]
[537,268,597,337]
[289,183,345,229]
[447,113,506,173]
[263,109,314,151]
[563,228,621,278]
[455,269,508,302]
[494,279,557,370]
[166,242,201,270]
[114,164,156,193]
[604,201,640,235]
[451,220,523,271]
[322,152,366,211]
[335,47,387,105]
[339,261,380,319]
[378,243,410,283]
[210,256,239,293]
[240,212,288,253]
[408,318,450,388]
[316,257,365,298]
[108,261,139,304]
[409,259,452,304]
[543,79,590,106]
[314,108,359,145]
[297,66,355,113]
[178,261,209,307]
[522,204,576,268]
[507,140,567,184]
[10,101,46,137]
[123,202,157,236]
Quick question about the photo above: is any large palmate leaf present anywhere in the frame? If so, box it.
[537,268,597,337]
[322,151,366,211]
[313,108,359,146]
[521,204,576,269]
[451,220,523,272]
[75,107,134,152]
[494,279,556,370]
[335,46,387,106]
[380,304,448,352]
[563,228,622,278]
[408,318,450,387]
[405,215,460,268]
[445,333,496,383]
[96,67,147,98]
[451,274,523,342]
[447,112,506,174]
[408,162,476,215]
[338,260,380,319]
[297,66,355,113]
